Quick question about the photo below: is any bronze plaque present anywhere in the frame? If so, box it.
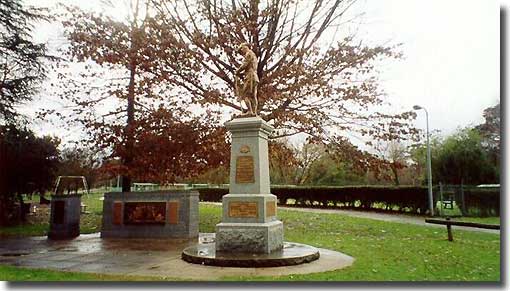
[266,201,276,217]
[235,156,254,184]
[113,202,122,225]
[124,202,166,225]
[167,201,179,224]
[229,202,258,218]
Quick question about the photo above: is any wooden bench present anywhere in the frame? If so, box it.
[425,217,500,241]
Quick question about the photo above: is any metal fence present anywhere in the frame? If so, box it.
[435,183,500,217]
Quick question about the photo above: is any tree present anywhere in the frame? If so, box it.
[476,103,500,172]
[434,129,498,185]
[48,0,418,187]
[152,0,418,152]
[411,129,498,186]
[47,1,229,190]
[94,107,229,185]
[57,146,102,189]
[374,140,408,186]
[0,124,60,225]
[268,139,298,185]
[0,0,51,123]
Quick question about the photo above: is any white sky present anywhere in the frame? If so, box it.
[21,0,501,145]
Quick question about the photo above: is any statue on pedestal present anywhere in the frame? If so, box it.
[235,43,259,116]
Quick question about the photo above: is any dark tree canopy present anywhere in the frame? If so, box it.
[0,0,51,123]
[0,124,60,225]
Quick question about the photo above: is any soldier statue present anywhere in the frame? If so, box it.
[235,43,259,116]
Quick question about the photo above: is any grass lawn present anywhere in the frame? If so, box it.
[0,265,165,281]
[0,191,501,281]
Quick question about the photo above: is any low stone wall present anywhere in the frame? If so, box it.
[101,191,199,239]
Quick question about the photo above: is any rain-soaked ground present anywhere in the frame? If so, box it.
[0,233,354,280]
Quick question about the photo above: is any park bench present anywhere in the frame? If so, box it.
[425,217,500,241]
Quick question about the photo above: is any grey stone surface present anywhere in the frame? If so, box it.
[216,221,283,253]
[48,194,81,240]
[0,233,355,280]
[216,116,284,254]
[221,194,278,223]
[182,241,319,267]
[226,117,273,195]
[101,191,198,239]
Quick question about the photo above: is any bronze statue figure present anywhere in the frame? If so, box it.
[235,43,259,116]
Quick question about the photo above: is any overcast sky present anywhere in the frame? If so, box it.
[22,0,501,145]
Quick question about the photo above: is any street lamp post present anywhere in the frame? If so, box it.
[413,105,434,216]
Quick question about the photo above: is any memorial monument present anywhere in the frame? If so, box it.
[182,43,319,267]
[215,116,283,253]
[215,43,283,253]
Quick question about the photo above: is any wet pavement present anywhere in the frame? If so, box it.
[0,233,354,280]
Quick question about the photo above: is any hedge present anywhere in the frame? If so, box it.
[461,188,500,217]
[197,185,500,216]
[197,186,430,214]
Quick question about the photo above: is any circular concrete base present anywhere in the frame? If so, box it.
[182,242,320,267]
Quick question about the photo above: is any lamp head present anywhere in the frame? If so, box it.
[413,105,423,110]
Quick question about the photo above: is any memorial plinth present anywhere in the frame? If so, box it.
[48,194,81,240]
[101,191,199,239]
[215,117,284,254]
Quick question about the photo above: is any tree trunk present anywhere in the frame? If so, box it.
[391,163,400,186]
[122,59,136,192]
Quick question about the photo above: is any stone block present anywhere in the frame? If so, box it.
[215,220,284,253]
[48,194,81,240]
[101,191,198,239]
[221,194,278,223]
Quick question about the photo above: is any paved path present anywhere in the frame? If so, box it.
[202,202,500,234]
[278,206,500,234]
[0,233,353,280]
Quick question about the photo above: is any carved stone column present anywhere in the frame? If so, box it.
[215,117,284,253]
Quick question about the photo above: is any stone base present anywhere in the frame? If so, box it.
[101,191,199,239]
[48,194,81,240]
[182,241,320,268]
[215,220,283,254]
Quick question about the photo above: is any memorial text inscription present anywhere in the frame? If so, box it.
[235,156,255,183]
[229,202,258,218]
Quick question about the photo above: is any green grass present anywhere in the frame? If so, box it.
[0,196,501,281]
[450,216,500,225]
[200,204,500,281]
[0,265,166,281]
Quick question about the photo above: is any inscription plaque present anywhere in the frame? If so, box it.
[113,202,122,225]
[266,201,276,217]
[229,202,258,218]
[167,201,179,224]
[235,156,254,183]
[124,202,166,225]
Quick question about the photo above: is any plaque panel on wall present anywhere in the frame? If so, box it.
[228,201,258,218]
[124,202,166,225]
[235,156,255,184]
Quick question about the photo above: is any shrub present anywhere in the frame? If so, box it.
[462,187,500,217]
[196,185,430,214]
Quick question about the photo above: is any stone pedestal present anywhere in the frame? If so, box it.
[215,117,284,254]
[101,191,199,239]
[48,194,81,240]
